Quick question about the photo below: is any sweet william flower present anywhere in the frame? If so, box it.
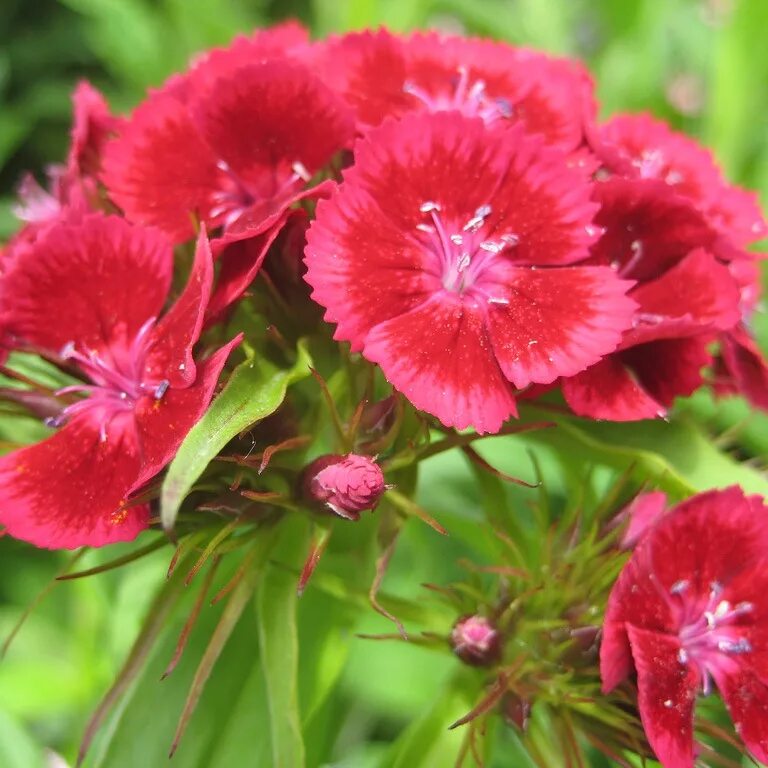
[311,29,596,150]
[0,214,239,549]
[562,179,742,421]
[302,454,386,521]
[601,487,768,767]
[102,56,354,244]
[305,112,636,433]
[593,113,767,246]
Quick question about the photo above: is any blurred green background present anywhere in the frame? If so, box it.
[1,0,767,766]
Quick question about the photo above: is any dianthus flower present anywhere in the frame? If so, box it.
[601,487,768,767]
[593,113,767,246]
[311,29,595,149]
[305,112,635,433]
[562,178,742,420]
[102,53,354,244]
[0,214,239,549]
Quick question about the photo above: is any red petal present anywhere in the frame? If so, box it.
[0,214,172,358]
[485,265,635,388]
[133,335,241,488]
[719,325,768,411]
[67,80,117,180]
[648,487,768,600]
[590,178,723,283]
[597,114,767,246]
[563,354,664,421]
[144,228,213,388]
[206,213,288,324]
[193,59,353,189]
[627,624,699,768]
[620,491,669,549]
[713,667,768,765]
[102,91,219,242]
[620,336,711,408]
[363,293,517,433]
[0,413,147,549]
[630,248,741,334]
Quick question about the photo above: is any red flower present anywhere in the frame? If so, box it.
[312,29,596,149]
[304,112,635,433]
[102,57,353,244]
[601,487,768,767]
[0,214,239,549]
[562,179,742,421]
[594,113,767,246]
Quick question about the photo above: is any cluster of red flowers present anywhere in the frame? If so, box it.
[0,20,765,541]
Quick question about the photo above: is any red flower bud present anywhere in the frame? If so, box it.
[450,615,502,667]
[302,453,386,521]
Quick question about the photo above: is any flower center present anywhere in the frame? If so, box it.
[403,66,513,125]
[48,318,169,441]
[210,159,311,230]
[415,201,518,299]
[671,580,753,695]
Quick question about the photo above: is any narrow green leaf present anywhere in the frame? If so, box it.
[516,410,768,499]
[161,341,311,531]
[169,531,277,757]
[256,517,307,768]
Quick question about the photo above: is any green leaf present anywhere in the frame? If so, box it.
[0,710,46,768]
[160,341,312,531]
[256,516,307,768]
[516,410,768,499]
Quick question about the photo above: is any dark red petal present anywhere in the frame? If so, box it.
[194,59,353,185]
[562,354,665,421]
[590,178,722,282]
[485,265,635,388]
[630,248,741,334]
[0,214,171,358]
[144,228,213,388]
[133,335,241,488]
[0,413,147,549]
[206,214,288,325]
[363,293,518,433]
[67,80,117,179]
[627,624,699,768]
[619,336,711,409]
[600,619,634,693]
[102,91,219,243]
[719,325,768,411]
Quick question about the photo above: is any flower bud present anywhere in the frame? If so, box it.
[450,615,502,667]
[302,453,386,521]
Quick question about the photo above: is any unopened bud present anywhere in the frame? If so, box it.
[450,615,501,667]
[302,453,386,521]
[501,692,531,731]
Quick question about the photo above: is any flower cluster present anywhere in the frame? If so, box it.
[1,20,767,766]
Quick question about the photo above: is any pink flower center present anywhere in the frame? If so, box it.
[209,158,311,229]
[416,201,519,299]
[632,148,683,186]
[49,318,169,441]
[672,580,753,695]
[403,65,513,125]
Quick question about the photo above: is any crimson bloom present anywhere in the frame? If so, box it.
[0,214,239,549]
[313,29,595,150]
[102,55,354,245]
[305,112,635,433]
[593,113,767,246]
[601,487,768,767]
[562,179,742,420]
